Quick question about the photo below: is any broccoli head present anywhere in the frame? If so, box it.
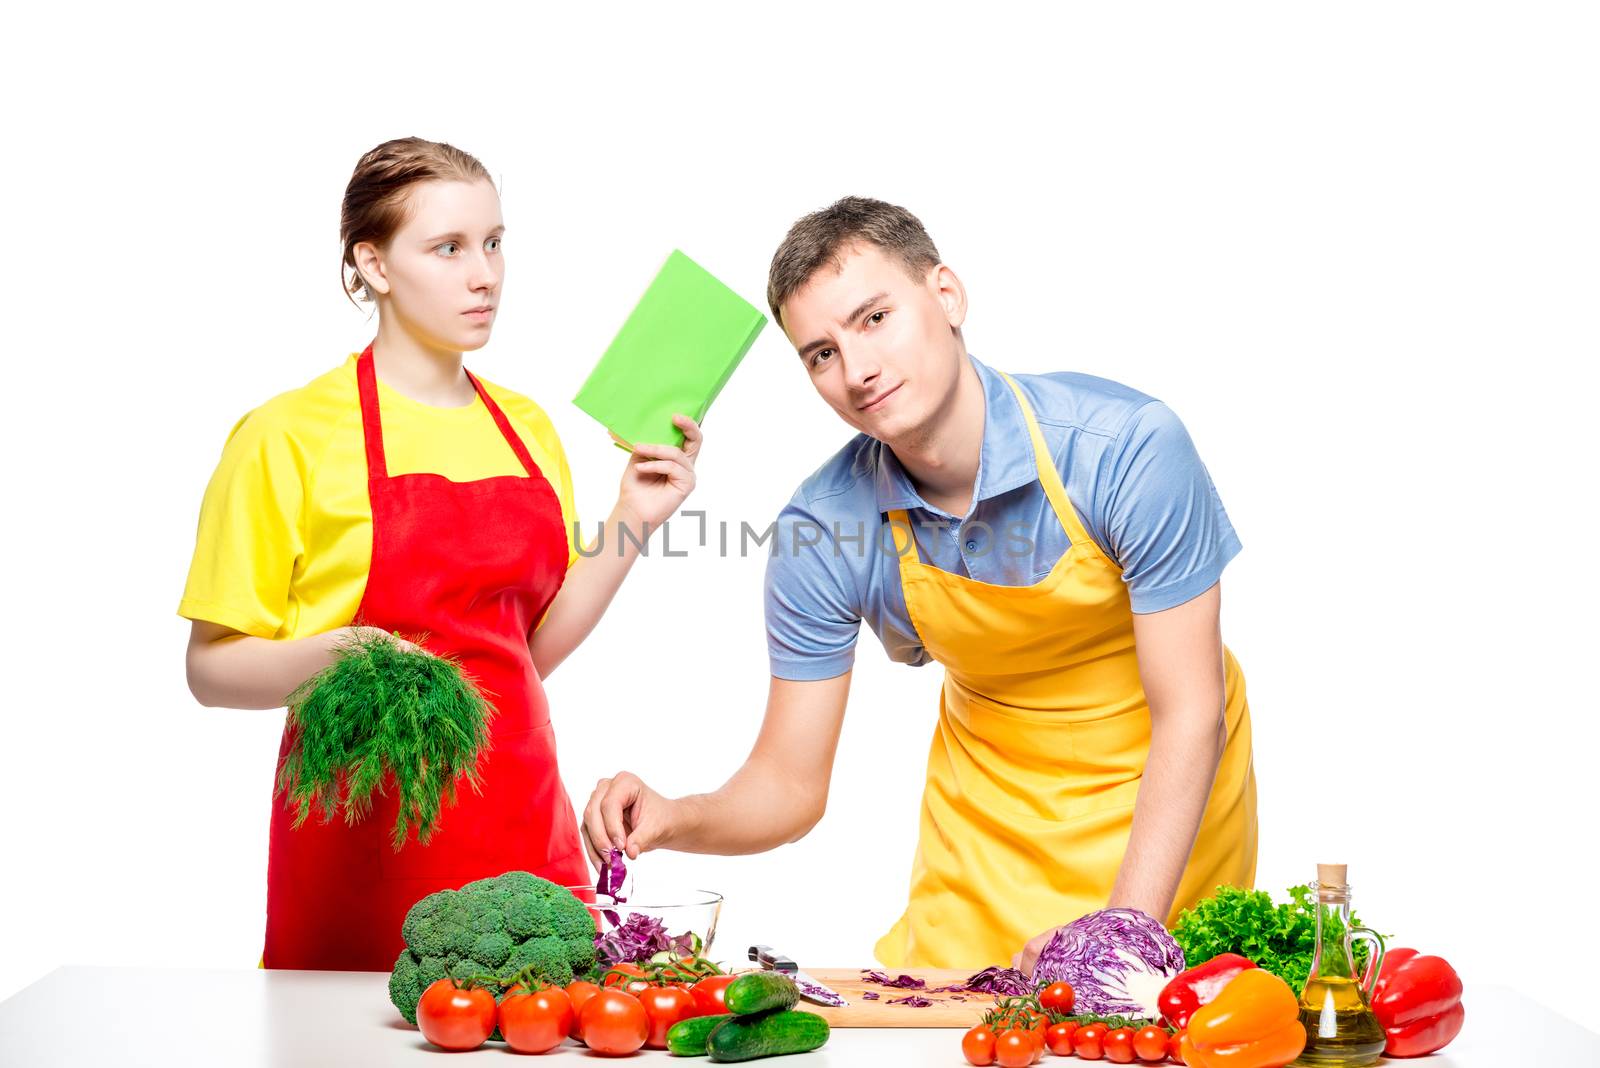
[388,870,598,1025]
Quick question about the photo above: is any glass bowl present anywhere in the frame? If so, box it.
[566,885,724,962]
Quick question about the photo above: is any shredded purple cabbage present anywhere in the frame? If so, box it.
[861,969,927,989]
[1030,907,1186,1017]
[964,965,1035,997]
[861,991,880,1001]
[888,995,933,1007]
[792,975,846,1007]
[595,848,629,928]
[595,913,671,967]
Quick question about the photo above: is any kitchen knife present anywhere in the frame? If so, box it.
[748,944,848,1007]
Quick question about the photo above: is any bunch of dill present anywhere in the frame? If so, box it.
[275,631,493,850]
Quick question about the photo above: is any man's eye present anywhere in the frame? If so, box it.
[812,349,834,366]
[868,310,886,325]
[487,237,501,252]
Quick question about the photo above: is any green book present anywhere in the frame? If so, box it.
[574,249,767,451]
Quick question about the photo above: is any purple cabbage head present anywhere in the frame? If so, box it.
[1030,907,1186,1017]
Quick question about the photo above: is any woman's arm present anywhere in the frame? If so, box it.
[185,619,417,710]
[528,415,701,679]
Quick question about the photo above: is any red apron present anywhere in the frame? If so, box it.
[262,343,589,971]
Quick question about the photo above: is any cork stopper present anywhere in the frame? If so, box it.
[1318,863,1348,887]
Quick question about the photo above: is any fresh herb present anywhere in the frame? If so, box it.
[278,631,492,850]
[1170,884,1377,992]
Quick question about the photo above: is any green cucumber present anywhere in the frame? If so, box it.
[707,1010,830,1062]
[723,972,799,1016]
[667,1013,732,1056]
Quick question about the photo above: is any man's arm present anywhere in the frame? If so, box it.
[581,671,851,867]
[1108,580,1229,916]
[1014,581,1228,971]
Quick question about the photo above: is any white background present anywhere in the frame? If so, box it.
[3,0,1597,1038]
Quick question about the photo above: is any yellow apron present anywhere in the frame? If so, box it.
[874,372,1257,969]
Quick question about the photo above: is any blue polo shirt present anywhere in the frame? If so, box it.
[764,354,1243,681]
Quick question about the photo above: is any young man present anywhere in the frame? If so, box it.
[583,197,1256,971]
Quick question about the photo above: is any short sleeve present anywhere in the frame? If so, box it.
[1100,401,1242,614]
[178,406,308,638]
[764,498,863,681]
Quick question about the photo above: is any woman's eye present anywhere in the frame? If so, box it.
[487,237,501,252]
[437,242,459,256]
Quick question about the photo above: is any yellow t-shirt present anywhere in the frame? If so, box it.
[178,352,580,641]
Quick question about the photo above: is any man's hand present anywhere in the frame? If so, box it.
[1013,926,1059,976]
[582,771,682,870]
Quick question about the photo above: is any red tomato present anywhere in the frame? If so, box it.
[1040,981,1076,1015]
[603,962,649,988]
[1104,1026,1137,1063]
[1133,1024,1169,1062]
[415,978,495,1052]
[577,988,648,1056]
[564,980,601,1040]
[995,1028,1035,1068]
[691,974,737,1016]
[639,985,698,1049]
[1074,1021,1109,1060]
[1168,1028,1187,1065]
[962,1024,998,1066]
[1046,1020,1080,1056]
[498,985,573,1054]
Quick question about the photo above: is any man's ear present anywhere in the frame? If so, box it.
[353,240,391,298]
[930,263,968,330]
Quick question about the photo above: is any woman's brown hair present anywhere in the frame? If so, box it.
[340,137,494,307]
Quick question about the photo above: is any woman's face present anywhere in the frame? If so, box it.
[358,178,505,353]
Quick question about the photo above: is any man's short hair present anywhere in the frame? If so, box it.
[766,196,941,329]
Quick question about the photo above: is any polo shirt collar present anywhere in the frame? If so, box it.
[872,353,1041,517]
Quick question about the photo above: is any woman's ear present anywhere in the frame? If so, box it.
[353,240,390,298]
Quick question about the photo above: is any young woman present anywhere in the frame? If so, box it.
[179,138,701,971]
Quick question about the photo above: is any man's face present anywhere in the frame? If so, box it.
[780,242,967,444]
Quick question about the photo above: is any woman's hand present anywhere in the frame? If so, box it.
[613,414,702,532]
[341,625,427,655]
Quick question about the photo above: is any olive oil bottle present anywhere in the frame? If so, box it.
[1292,864,1387,1067]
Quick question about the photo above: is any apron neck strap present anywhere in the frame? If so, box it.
[996,371,1095,549]
[356,344,543,481]
[356,344,388,481]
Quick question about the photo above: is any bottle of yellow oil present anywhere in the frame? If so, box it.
[1292,864,1387,1067]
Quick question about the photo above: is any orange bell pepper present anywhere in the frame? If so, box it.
[1179,968,1307,1068]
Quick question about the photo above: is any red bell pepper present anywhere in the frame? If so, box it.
[1371,947,1464,1057]
[1159,953,1258,1029]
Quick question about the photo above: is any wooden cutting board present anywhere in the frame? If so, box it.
[791,968,997,1028]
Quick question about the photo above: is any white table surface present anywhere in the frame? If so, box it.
[1,967,1595,1067]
